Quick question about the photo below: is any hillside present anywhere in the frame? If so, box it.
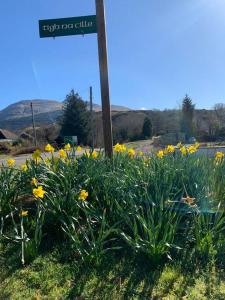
[0,99,131,131]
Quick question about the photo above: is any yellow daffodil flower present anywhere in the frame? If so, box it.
[45,144,54,153]
[31,177,38,187]
[32,149,41,160]
[20,164,28,172]
[121,144,127,152]
[128,148,135,157]
[157,150,164,159]
[7,159,15,167]
[59,149,67,159]
[166,145,175,153]
[20,210,28,217]
[114,143,122,152]
[77,146,82,152]
[91,150,98,159]
[187,145,197,154]
[215,151,224,162]
[78,189,88,201]
[33,186,46,199]
[64,143,71,151]
[180,146,187,156]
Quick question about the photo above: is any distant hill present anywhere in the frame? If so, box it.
[0,99,131,131]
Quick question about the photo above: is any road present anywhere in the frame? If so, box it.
[0,151,86,166]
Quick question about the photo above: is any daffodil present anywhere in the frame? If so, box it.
[20,210,28,217]
[84,151,90,158]
[166,145,175,153]
[59,149,67,159]
[45,144,54,153]
[121,144,127,152]
[64,143,71,151]
[177,142,182,148]
[77,146,82,152]
[157,150,164,159]
[31,177,38,187]
[187,145,197,154]
[180,146,187,156]
[7,159,15,167]
[32,149,41,160]
[91,150,98,159]
[114,143,122,152]
[138,151,144,156]
[128,148,135,157]
[20,164,28,172]
[33,186,46,199]
[215,151,224,162]
[78,189,88,201]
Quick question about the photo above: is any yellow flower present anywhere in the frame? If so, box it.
[45,144,54,153]
[91,150,98,159]
[166,145,175,153]
[7,159,15,167]
[32,149,41,160]
[64,143,71,151]
[177,142,182,148]
[20,210,28,217]
[59,149,67,159]
[33,186,46,199]
[20,164,28,172]
[157,150,164,159]
[77,146,82,152]
[128,148,135,157]
[138,151,144,156]
[180,146,187,156]
[84,151,90,158]
[121,144,127,152]
[215,151,224,162]
[114,143,122,153]
[78,189,88,201]
[187,145,197,154]
[31,177,38,186]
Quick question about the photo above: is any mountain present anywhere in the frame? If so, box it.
[0,99,131,131]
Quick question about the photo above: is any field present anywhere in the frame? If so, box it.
[1,143,225,299]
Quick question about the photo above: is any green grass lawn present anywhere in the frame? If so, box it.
[1,243,225,299]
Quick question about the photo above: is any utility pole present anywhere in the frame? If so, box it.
[90,86,95,151]
[95,0,113,158]
[30,102,37,147]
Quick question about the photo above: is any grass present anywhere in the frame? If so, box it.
[1,244,225,299]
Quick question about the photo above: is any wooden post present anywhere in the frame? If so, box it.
[30,102,37,147]
[90,86,95,151]
[95,0,113,158]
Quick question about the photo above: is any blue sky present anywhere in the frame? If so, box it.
[1,0,225,110]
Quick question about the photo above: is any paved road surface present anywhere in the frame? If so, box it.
[0,151,85,166]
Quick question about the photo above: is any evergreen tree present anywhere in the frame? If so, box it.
[142,117,152,139]
[60,90,90,144]
[181,94,195,141]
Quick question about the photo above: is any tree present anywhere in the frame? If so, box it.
[60,90,90,145]
[181,95,195,141]
[142,117,152,139]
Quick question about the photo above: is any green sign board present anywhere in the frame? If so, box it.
[39,15,97,38]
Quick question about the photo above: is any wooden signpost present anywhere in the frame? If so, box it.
[39,0,113,158]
